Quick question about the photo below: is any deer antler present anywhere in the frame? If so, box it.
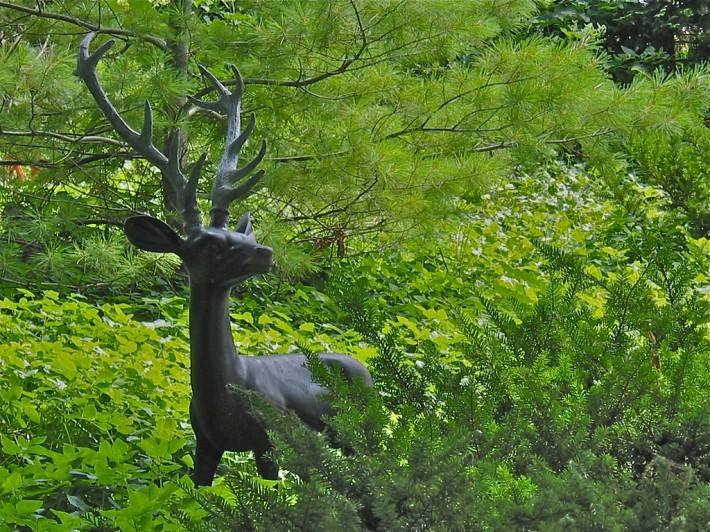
[188,65,266,228]
[75,32,204,232]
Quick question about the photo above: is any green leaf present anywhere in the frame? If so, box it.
[1,436,22,456]
[15,499,42,515]
[234,311,254,324]
[66,495,91,513]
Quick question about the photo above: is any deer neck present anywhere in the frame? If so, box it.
[188,282,245,397]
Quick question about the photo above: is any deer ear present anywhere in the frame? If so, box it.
[124,215,184,253]
[235,212,254,236]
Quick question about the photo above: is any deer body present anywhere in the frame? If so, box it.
[76,33,372,486]
[187,280,371,485]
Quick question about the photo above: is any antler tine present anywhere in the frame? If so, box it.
[189,64,265,227]
[226,138,267,183]
[76,32,202,231]
[76,33,168,170]
[223,169,265,203]
[166,131,202,231]
[187,64,239,111]
[183,152,208,230]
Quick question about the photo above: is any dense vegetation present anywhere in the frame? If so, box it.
[1,1,709,530]
[534,0,710,82]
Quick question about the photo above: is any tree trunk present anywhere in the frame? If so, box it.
[162,0,192,218]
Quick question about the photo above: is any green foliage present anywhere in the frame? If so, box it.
[626,125,710,236]
[177,237,710,529]
[62,162,705,531]
[533,0,710,82]
[0,291,190,529]
[1,1,710,529]
[3,158,708,529]
[2,0,709,296]
[0,284,376,529]
[0,197,182,296]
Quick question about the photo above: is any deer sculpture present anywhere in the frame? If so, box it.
[76,33,373,486]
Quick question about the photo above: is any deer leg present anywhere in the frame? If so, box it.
[193,436,223,486]
[254,448,279,480]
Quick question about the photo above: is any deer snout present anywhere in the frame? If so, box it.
[249,245,273,267]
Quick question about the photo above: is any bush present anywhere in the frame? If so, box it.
[0,291,191,529]
[627,127,710,237]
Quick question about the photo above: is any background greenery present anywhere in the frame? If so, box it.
[1,0,709,530]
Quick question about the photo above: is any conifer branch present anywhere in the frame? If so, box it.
[0,2,168,50]
[0,128,123,146]
[187,1,368,98]
[267,150,350,163]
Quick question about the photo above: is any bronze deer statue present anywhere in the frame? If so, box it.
[76,33,373,486]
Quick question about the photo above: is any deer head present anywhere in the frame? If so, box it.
[76,33,272,287]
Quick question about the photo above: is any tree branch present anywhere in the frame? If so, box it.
[383,123,515,140]
[0,1,168,50]
[189,0,370,100]
[1,151,134,168]
[0,128,123,146]
[545,128,613,144]
[267,150,350,163]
